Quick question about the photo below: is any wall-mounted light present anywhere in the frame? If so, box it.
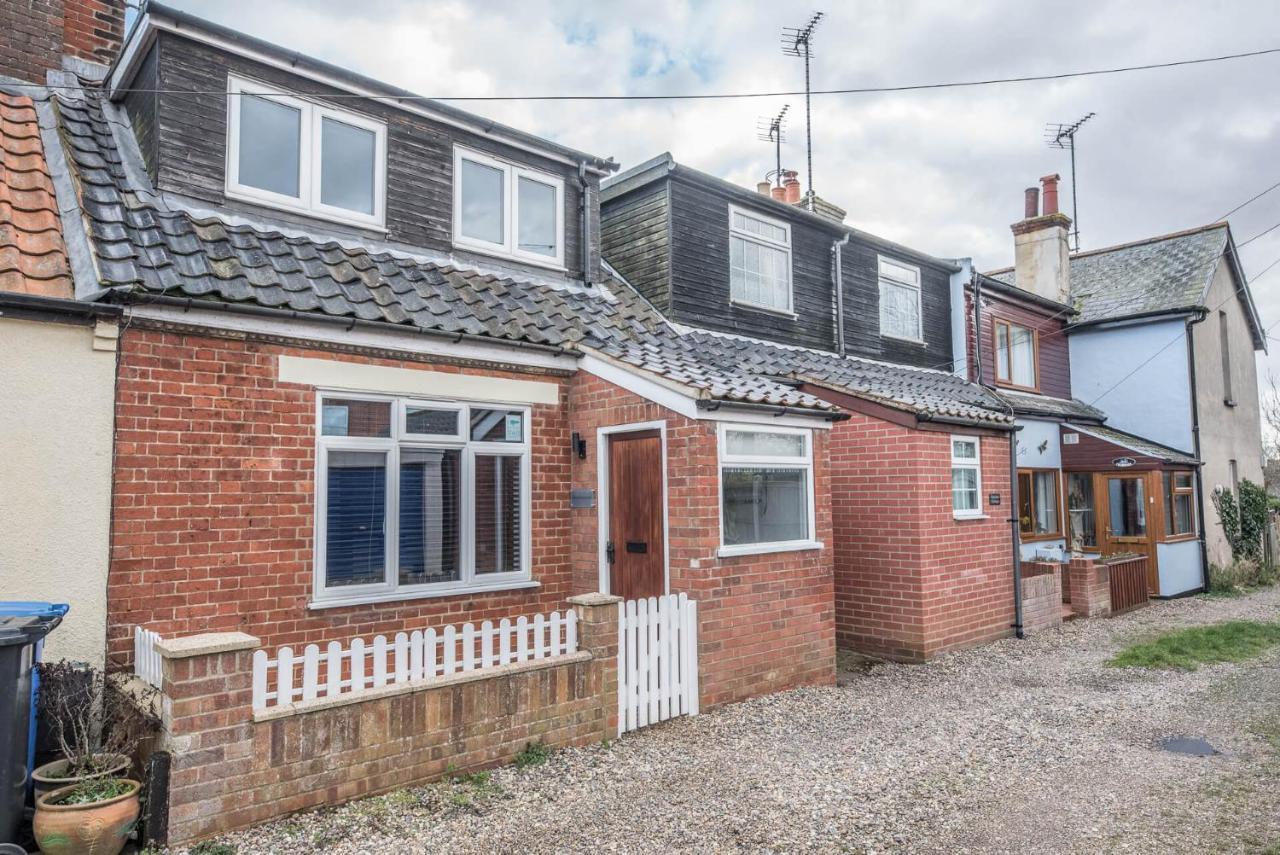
[571,431,587,460]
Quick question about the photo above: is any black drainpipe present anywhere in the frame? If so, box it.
[1186,310,1211,591]
[972,271,1023,637]
[577,161,593,285]
[832,233,851,356]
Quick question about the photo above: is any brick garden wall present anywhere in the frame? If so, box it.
[108,327,577,665]
[569,371,836,707]
[829,411,1014,661]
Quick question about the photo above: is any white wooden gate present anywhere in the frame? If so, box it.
[617,593,699,735]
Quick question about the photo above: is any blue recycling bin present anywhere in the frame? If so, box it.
[0,602,67,844]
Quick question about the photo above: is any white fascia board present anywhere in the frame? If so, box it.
[279,355,558,404]
[114,13,610,177]
[578,350,833,430]
[126,304,577,372]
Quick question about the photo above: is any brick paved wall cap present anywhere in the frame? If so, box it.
[566,593,624,607]
[155,632,261,659]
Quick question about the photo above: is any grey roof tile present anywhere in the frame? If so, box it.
[992,388,1106,422]
[1064,422,1198,465]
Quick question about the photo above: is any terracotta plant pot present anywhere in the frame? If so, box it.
[33,779,141,855]
[32,753,131,801]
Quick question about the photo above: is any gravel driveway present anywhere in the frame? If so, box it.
[195,586,1280,854]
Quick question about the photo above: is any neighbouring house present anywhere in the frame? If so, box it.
[0,83,120,668]
[601,154,1021,661]
[986,175,1266,593]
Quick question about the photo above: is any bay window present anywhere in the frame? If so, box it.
[951,436,983,518]
[994,319,1037,389]
[453,146,565,267]
[1018,469,1061,539]
[878,257,923,342]
[315,394,531,606]
[226,75,386,228]
[729,205,793,313]
[718,425,816,555]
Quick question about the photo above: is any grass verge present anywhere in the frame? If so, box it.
[1108,620,1280,670]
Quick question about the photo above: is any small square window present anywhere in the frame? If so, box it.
[470,409,524,443]
[321,399,391,437]
[404,405,460,437]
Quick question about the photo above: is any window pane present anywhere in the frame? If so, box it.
[398,448,461,585]
[1018,472,1034,535]
[1173,495,1194,535]
[722,466,808,545]
[1067,473,1097,548]
[517,176,557,256]
[952,438,978,461]
[880,280,920,339]
[320,117,376,214]
[996,324,1011,381]
[405,406,459,436]
[239,94,301,197]
[1033,471,1059,534]
[730,235,789,310]
[1175,473,1193,490]
[1010,325,1036,386]
[460,158,504,244]
[1108,478,1146,537]
[952,467,979,511]
[324,450,386,587]
[470,409,524,443]
[321,399,391,437]
[879,259,918,285]
[726,429,804,458]
[474,454,522,574]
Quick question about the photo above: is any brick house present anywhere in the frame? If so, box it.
[601,154,1024,660]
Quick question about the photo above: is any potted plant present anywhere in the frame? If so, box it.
[30,661,161,854]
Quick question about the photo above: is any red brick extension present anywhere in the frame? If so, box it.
[829,411,1014,661]
[109,326,836,710]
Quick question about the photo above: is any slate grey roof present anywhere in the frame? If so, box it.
[52,85,1014,425]
[1064,423,1198,465]
[991,388,1105,422]
[987,224,1229,325]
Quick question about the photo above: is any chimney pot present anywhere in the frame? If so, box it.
[782,169,801,205]
[1040,173,1061,216]
[771,185,787,202]
[1024,187,1040,219]
[756,180,773,196]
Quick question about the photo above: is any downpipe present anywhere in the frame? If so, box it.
[1186,310,1211,591]
[1009,429,1025,639]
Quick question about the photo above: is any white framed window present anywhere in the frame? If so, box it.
[729,204,793,314]
[951,435,983,518]
[878,256,923,342]
[225,75,387,229]
[717,424,818,556]
[313,393,532,607]
[453,146,565,269]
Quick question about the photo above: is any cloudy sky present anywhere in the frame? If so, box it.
[164,0,1280,384]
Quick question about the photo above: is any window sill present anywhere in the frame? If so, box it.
[225,187,388,234]
[882,333,927,346]
[1021,533,1065,543]
[717,540,824,558]
[451,238,568,273]
[953,512,990,521]
[729,299,798,320]
[308,579,541,610]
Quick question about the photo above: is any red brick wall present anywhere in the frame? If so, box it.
[830,410,1013,661]
[108,328,576,664]
[0,0,124,83]
[568,371,836,707]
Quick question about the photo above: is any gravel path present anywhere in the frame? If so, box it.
[191,587,1280,854]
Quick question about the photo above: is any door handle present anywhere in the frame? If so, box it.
[606,541,616,564]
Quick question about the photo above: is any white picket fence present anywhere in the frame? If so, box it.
[133,626,164,689]
[617,594,699,736]
[252,610,578,712]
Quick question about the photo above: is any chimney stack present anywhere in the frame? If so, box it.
[1010,174,1072,305]
[782,170,802,205]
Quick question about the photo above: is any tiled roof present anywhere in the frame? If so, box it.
[987,224,1228,325]
[1064,422,1198,465]
[991,388,1105,422]
[51,87,1011,424]
[0,93,71,297]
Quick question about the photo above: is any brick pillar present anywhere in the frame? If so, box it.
[1067,558,1111,618]
[567,593,621,741]
[155,632,260,845]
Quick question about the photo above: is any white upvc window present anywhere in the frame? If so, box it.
[729,204,793,314]
[878,256,923,342]
[717,424,819,557]
[951,435,983,519]
[225,75,387,229]
[453,146,565,269]
[313,393,533,607]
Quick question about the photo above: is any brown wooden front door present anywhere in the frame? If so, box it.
[1099,473,1159,593]
[607,429,665,601]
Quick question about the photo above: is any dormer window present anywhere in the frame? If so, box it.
[453,146,565,269]
[225,75,387,229]
[729,205,793,314]
[994,318,1038,390]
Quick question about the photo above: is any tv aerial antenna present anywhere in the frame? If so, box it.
[782,12,824,211]
[757,104,790,188]
[1046,112,1096,250]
